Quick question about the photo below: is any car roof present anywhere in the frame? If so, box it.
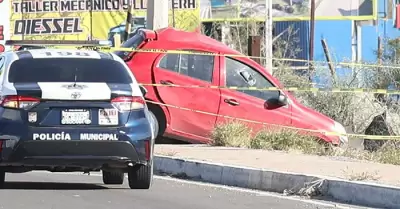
[3,49,116,61]
[154,27,242,57]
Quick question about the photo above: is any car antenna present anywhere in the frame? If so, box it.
[73,68,78,87]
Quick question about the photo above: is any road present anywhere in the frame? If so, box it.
[0,171,361,209]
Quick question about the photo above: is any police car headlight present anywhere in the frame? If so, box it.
[333,121,348,144]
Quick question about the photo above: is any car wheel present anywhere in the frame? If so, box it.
[148,110,159,139]
[128,163,153,189]
[102,170,124,185]
[0,170,5,188]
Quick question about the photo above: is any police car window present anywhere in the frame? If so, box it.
[158,53,214,83]
[225,57,277,100]
[8,58,133,84]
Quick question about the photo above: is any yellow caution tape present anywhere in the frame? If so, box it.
[140,83,400,95]
[17,45,400,70]
[146,100,400,140]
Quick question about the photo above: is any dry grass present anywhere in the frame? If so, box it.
[250,128,327,155]
[342,167,381,181]
[158,150,178,157]
[210,121,252,147]
[211,121,400,166]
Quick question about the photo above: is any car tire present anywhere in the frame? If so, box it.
[148,110,159,139]
[0,170,5,188]
[128,163,153,189]
[102,170,124,185]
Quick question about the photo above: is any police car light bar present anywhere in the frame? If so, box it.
[5,40,111,46]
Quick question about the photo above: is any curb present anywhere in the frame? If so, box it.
[154,155,400,209]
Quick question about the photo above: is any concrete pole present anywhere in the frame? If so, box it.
[265,0,273,74]
[146,0,169,30]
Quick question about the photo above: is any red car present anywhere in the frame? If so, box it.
[115,27,348,146]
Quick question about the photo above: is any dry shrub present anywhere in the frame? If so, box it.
[250,128,326,155]
[211,121,326,155]
[211,121,400,165]
[210,121,252,147]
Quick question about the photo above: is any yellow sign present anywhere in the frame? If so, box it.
[200,0,377,21]
[9,0,200,41]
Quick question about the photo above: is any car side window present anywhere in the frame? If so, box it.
[158,53,214,83]
[225,57,278,100]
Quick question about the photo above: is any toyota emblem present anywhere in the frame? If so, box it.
[71,92,82,99]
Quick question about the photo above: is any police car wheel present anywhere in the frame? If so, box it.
[148,111,159,138]
[0,171,5,188]
[128,163,153,189]
[102,170,124,185]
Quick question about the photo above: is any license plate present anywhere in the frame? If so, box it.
[98,109,118,125]
[61,109,91,125]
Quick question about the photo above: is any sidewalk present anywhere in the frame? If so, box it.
[155,144,400,186]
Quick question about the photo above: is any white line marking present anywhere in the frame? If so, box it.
[29,171,366,209]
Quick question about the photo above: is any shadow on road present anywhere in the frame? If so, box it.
[2,182,114,190]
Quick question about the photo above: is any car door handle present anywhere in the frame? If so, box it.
[224,99,240,106]
[160,80,174,86]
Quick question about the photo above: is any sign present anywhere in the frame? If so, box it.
[80,133,119,140]
[0,0,10,52]
[200,0,377,21]
[1,0,200,52]
[33,132,72,140]
[32,132,118,140]
[99,109,119,125]
[61,109,91,125]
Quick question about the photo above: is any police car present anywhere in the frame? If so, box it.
[0,44,157,189]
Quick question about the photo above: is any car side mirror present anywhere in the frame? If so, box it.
[266,92,288,107]
[277,94,288,106]
[139,85,148,97]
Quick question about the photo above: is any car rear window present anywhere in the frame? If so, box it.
[114,31,145,59]
[8,58,133,84]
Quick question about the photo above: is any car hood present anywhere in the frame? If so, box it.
[290,98,336,133]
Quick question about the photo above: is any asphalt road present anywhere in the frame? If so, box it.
[0,172,361,209]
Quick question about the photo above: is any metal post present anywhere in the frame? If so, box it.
[309,0,316,72]
[21,0,24,40]
[265,0,273,74]
[123,3,133,42]
[249,36,262,65]
[89,0,93,40]
[147,0,169,30]
[172,0,176,27]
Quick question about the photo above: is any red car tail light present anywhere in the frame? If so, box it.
[0,95,40,109]
[111,96,145,111]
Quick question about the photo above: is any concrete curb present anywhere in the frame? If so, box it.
[154,155,400,209]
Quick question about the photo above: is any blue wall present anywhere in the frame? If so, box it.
[276,0,400,64]
[283,0,400,87]
[361,0,400,62]
[313,21,353,62]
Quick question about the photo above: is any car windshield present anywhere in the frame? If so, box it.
[8,58,133,84]
[114,31,145,59]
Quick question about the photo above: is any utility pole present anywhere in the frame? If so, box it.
[265,0,273,74]
[309,0,316,73]
[147,0,169,30]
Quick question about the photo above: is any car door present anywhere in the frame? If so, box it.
[217,56,292,132]
[152,51,221,139]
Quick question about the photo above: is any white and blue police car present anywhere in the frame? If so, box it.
[0,46,157,189]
